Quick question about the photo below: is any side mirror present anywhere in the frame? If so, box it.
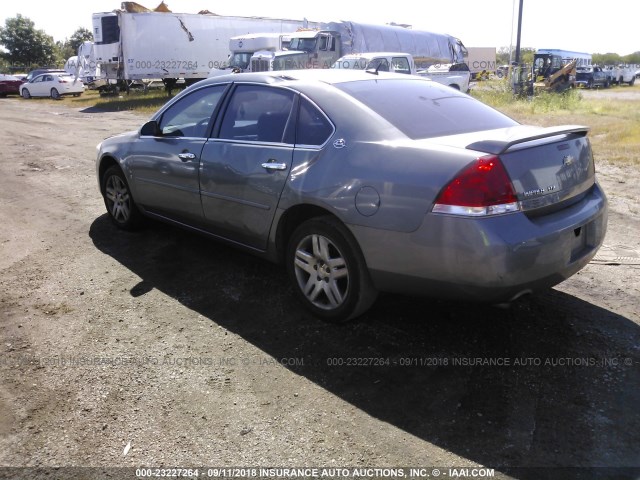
[140,120,162,137]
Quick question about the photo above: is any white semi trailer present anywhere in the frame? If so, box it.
[249,21,467,72]
[464,47,496,79]
[91,8,316,91]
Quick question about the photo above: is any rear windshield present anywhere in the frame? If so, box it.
[335,78,518,139]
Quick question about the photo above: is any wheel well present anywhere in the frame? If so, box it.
[275,204,340,262]
[98,156,120,193]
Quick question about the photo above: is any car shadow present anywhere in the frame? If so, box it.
[89,215,640,479]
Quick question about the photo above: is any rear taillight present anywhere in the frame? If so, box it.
[432,155,520,216]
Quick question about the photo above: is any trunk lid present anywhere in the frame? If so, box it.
[464,125,595,214]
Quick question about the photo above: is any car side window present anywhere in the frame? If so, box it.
[159,85,226,138]
[392,57,411,74]
[296,97,333,147]
[369,58,390,72]
[219,85,295,144]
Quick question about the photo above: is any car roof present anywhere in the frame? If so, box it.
[29,68,66,74]
[34,72,71,78]
[195,69,429,88]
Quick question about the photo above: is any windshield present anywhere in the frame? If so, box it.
[288,37,316,53]
[335,79,517,140]
[229,53,252,70]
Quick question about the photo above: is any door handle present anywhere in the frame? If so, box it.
[178,152,196,161]
[261,161,287,171]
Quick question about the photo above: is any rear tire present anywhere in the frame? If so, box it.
[101,165,141,230]
[50,88,60,100]
[286,216,378,323]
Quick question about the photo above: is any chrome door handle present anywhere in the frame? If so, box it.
[261,162,287,171]
[178,152,196,161]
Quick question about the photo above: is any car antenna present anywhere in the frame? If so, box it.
[365,62,382,75]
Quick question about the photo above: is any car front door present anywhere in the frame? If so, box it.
[29,75,47,96]
[199,84,296,250]
[127,84,228,222]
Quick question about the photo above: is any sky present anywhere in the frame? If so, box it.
[1,0,639,56]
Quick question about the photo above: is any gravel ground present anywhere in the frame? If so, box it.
[0,95,639,480]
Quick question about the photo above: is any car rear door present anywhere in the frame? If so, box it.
[199,84,296,250]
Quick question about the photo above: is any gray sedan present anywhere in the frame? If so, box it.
[96,70,607,322]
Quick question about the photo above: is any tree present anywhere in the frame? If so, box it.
[53,27,94,67]
[55,40,74,66]
[593,52,622,66]
[623,51,640,65]
[495,46,536,66]
[68,27,93,54]
[0,14,56,67]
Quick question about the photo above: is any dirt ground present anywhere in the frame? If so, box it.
[0,94,638,480]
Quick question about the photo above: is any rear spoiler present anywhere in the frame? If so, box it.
[466,125,590,155]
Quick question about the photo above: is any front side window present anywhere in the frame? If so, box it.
[219,85,295,144]
[159,85,227,138]
[368,58,389,72]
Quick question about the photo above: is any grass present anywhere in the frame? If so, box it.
[66,88,171,114]
[471,79,640,166]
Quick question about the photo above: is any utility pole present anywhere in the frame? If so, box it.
[514,0,524,65]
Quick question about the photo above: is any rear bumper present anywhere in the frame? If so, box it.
[352,182,608,302]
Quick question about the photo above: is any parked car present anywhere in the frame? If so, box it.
[575,65,612,88]
[0,74,23,97]
[605,65,636,86]
[496,65,510,78]
[96,70,608,321]
[20,73,84,99]
[24,68,67,83]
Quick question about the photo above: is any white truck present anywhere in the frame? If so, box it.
[248,21,467,73]
[605,65,636,86]
[209,32,295,75]
[331,52,470,91]
[91,7,317,91]
[464,47,496,79]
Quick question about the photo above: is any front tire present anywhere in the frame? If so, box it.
[21,89,31,99]
[101,165,141,230]
[286,216,377,323]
